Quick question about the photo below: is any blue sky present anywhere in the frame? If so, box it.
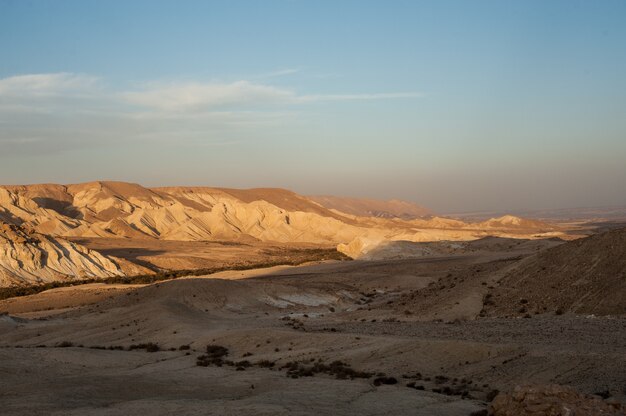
[1,0,625,212]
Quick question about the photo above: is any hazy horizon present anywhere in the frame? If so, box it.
[1,1,625,212]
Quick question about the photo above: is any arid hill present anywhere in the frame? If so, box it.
[0,182,564,251]
[476,214,558,232]
[310,195,432,219]
[0,221,126,286]
[0,181,571,286]
[0,182,368,243]
[484,227,626,316]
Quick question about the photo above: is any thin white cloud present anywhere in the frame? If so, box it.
[0,73,421,114]
[121,80,296,111]
[258,68,301,78]
[121,80,421,111]
[0,73,99,97]
[299,92,423,102]
[0,72,423,156]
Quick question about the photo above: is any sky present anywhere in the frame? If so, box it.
[1,0,625,213]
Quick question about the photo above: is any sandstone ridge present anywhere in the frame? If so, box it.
[0,221,124,286]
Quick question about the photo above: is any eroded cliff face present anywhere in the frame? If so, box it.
[0,182,564,253]
[0,221,123,286]
[0,182,371,244]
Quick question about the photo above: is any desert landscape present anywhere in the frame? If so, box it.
[0,181,624,415]
[2,1,626,415]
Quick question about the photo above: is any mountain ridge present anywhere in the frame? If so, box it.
[0,181,562,241]
[0,181,566,263]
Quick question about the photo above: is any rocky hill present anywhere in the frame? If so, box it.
[477,215,559,232]
[484,227,626,316]
[309,195,431,219]
[0,221,126,286]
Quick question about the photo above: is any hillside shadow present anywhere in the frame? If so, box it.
[87,246,165,272]
[32,198,83,219]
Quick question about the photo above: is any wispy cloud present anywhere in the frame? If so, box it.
[299,92,423,102]
[0,72,421,112]
[0,73,99,97]
[121,80,295,111]
[0,72,423,156]
[121,80,421,111]
[257,68,301,78]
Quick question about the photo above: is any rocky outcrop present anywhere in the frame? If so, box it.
[0,222,124,286]
[489,385,624,415]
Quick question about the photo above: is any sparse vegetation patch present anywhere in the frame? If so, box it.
[0,248,351,301]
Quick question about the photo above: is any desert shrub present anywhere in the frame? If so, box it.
[439,386,465,396]
[179,345,190,350]
[108,345,124,350]
[234,360,252,368]
[128,342,160,352]
[434,375,449,384]
[483,293,495,306]
[373,376,398,386]
[197,344,230,366]
[255,359,276,368]
[280,359,373,380]
[205,345,229,357]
